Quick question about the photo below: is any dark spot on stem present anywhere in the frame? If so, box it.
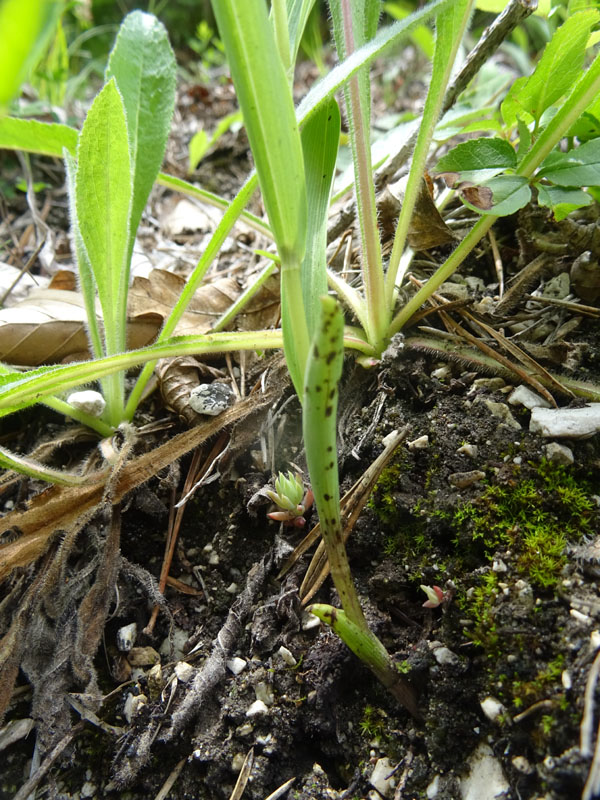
[325,406,333,417]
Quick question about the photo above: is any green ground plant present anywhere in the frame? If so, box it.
[2,0,600,709]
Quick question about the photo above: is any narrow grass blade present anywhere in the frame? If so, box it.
[387,0,473,305]
[0,330,283,412]
[300,97,340,338]
[211,0,309,396]
[330,0,387,348]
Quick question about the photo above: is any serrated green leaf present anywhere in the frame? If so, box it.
[537,184,592,221]
[466,175,531,216]
[538,138,600,186]
[434,137,517,177]
[105,11,176,261]
[503,10,599,126]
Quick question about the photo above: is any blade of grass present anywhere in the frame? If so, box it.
[300,96,341,338]
[330,0,387,348]
[0,329,283,412]
[211,0,309,398]
[386,0,473,306]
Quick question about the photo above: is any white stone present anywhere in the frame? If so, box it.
[301,611,321,631]
[225,582,239,594]
[459,743,509,800]
[174,661,194,683]
[480,696,505,722]
[116,622,137,652]
[432,646,460,666]
[80,781,96,798]
[277,646,297,666]
[544,442,574,465]
[571,608,592,624]
[246,699,269,717]
[431,366,451,380]
[255,681,274,706]
[457,443,478,458]
[561,670,572,690]
[426,775,440,799]
[226,657,247,675]
[123,693,147,723]
[508,386,552,410]
[492,559,508,573]
[480,399,521,430]
[530,404,600,438]
[67,390,106,417]
[512,756,534,774]
[408,435,429,450]
[369,757,396,798]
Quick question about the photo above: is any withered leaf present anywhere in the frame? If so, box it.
[128,268,240,335]
[0,290,159,365]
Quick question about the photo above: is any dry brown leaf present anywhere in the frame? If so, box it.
[128,268,240,336]
[0,289,159,365]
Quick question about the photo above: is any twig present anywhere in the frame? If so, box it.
[12,722,85,800]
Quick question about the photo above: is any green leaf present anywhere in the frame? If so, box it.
[300,97,341,339]
[188,129,209,172]
[0,116,77,155]
[296,0,453,125]
[211,0,309,397]
[105,11,176,260]
[0,0,64,112]
[464,175,531,216]
[286,0,318,63]
[537,184,592,221]
[537,138,600,186]
[502,10,599,126]
[64,149,103,361]
[0,330,283,412]
[434,137,517,177]
[75,78,132,422]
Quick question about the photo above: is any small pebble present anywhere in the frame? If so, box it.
[227,657,247,675]
[246,699,269,717]
[277,646,297,666]
[480,696,505,722]
[369,757,396,798]
[508,386,552,410]
[570,608,592,625]
[448,470,486,488]
[481,399,521,430]
[116,622,137,652]
[408,435,429,450]
[512,756,534,775]
[544,442,574,466]
[189,383,235,416]
[492,559,507,573]
[67,390,106,417]
[457,443,478,458]
[174,662,194,683]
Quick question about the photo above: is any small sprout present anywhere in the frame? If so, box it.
[265,471,314,527]
[420,584,446,609]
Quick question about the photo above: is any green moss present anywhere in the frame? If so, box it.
[451,461,595,588]
[359,704,388,740]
